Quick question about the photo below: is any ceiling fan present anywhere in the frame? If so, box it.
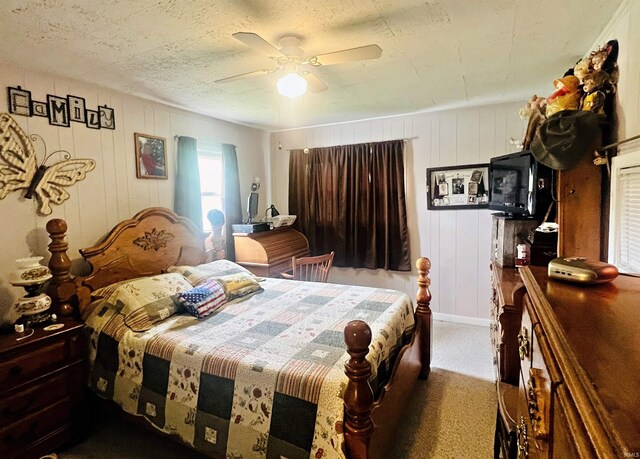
[215,32,383,98]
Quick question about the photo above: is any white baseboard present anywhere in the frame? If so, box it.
[433,312,490,327]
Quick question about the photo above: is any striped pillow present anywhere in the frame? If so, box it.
[167,260,254,286]
[173,278,227,319]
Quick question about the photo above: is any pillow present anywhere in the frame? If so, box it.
[92,277,144,300]
[102,273,193,332]
[167,259,254,286]
[216,273,263,301]
[172,278,227,319]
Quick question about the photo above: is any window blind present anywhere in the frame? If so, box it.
[617,165,640,272]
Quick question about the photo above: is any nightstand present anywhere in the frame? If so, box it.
[0,319,87,458]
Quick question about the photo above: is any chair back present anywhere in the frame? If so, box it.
[291,251,335,282]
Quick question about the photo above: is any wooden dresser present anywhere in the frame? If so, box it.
[0,319,87,458]
[511,266,640,458]
[233,227,310,277]
[490,263,523,385]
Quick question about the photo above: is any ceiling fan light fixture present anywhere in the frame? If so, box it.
[277,72,307,98]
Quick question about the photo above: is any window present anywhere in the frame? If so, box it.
[609,150,640,273]
[197,141,224,230]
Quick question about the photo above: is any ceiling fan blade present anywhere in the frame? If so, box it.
[214,68,273,83]
[303,73,328,93]
[313,44,382,66]
[232,32,284,57]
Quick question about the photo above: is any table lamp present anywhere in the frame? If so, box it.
[9,256,53,326]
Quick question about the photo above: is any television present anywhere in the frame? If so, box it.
[488,151,552,218]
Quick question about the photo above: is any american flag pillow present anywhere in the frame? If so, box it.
[172,278,227,319]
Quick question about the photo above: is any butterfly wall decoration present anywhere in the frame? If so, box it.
[0,113,96,215]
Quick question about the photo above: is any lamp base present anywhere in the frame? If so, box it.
[15,311,52,328]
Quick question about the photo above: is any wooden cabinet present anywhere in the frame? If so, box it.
[513,267,640,457]
[233,227,310,277]
[0,319,87,458]
[556,157,602,259]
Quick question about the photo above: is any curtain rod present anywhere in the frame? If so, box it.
[598,133,640,152]
[278,137,418,152]
[173,135,236,148]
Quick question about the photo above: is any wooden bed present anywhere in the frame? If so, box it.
[46,207,432,459]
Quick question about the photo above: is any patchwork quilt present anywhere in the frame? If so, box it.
[85,277,415,459]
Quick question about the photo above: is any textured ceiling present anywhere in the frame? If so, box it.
[0,0,623,130]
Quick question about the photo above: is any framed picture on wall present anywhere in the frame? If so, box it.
[135,133,167,179]
[426,163,489,210]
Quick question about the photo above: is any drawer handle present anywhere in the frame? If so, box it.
[527,368,549,439]
[518,328,530,361]
[516,416,529,458]
[8,365,23,377]
[4,420,38,444]
[2,397,35,417]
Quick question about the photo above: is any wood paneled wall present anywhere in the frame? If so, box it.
[0,65,268,321]
[592,0,640,156]
[269,1,640,321]
[270,102,525,321]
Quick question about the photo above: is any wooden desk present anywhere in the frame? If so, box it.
[514,266,640,457]
[233,227,309,277]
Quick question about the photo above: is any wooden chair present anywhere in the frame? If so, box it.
[287,251,335,282]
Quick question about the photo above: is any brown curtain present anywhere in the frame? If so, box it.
[289,139,410,271]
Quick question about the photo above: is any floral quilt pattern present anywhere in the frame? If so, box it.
[85,277,414,458]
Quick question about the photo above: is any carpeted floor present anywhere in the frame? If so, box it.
[60,321,496,459]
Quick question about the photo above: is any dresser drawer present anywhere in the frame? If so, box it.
[0,329,83,389]
[0,340,68,387]
[0,362,83,425]
[0,397,72,453]
[516,381,548,459]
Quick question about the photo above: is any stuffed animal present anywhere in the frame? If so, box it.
[590,40,620,88]
[546,75,581,117]
[573,58,591,83]
[521,95,547,150]
[519,95,546,119]
[581,70,608,114]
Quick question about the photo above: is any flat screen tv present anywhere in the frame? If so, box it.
[488,151,552,218]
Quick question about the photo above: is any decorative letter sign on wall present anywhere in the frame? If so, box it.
[7,85,116,130]
[8,86,32,116]
[47,95,70,127]
[68,96,86,123]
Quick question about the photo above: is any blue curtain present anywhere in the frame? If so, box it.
[174,136,202,229]
[222,143,242,261]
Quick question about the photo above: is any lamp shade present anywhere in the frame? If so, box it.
[277,73,307,98]
[9,256,52,287]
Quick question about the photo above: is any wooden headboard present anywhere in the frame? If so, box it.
[47,207,207,314]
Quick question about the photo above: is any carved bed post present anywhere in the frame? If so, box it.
[343,320,374,459]
[46,218,76,317]
[416,257,433,379]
